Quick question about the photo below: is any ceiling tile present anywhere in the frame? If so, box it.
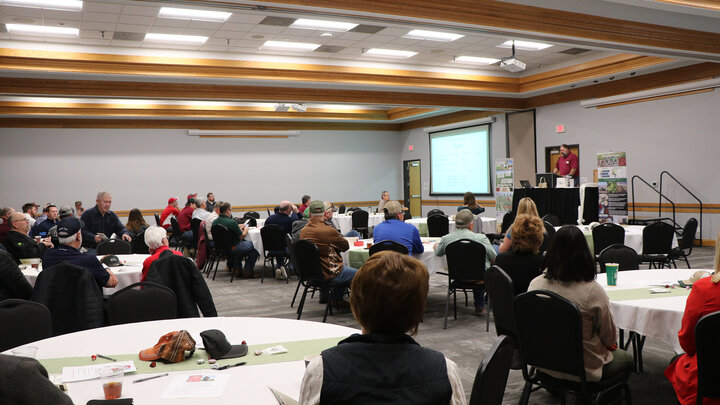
[250,25,286,34]
[326,39,356,46]
[121,5,158,17]
[214,30,247,39]
[79,29,106,39]
[201,45,232,52]
[114,23,149,33]
[118,14,155,26]
[375,27,408,36]
[187,20,224,30]
[42,10,82,21]
[43,19,81,29]
[82,1,123,14]
[227,13,265,24]
[78,38,112,45]
[152,17,189,28]
[147,26,183,35]
[218,22,253,32]
[111,39,142,46]
[336,32,371,40]
[83,12,120,23]
[205,37,234,46]
[81,21,115,31]
[234,39,263,48]
[180,28,216,37]
[2,6,42,17]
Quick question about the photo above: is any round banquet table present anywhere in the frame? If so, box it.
[405,216,497,236]
[22,254,148,296]
[556,224,678,254]
[598,268,700,353]
[2,317,358,405]
[331,213,385,235]
[341,237,446,274]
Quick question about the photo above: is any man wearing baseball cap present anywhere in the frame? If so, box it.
[159,197,180,229]
[373,201,423,255]
[42,216,118,289]
[299,200,357,306]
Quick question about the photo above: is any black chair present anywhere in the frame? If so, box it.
[274,206,280,214]
[641,221,675,268]
[427,214,449,237]
[485,266,523,370]
[96,239,132,255]
[351,209,370,238]
[131,230,150,254]
[154,213,162,226]
[346,206,360,214]
[403,209,412,220]
[169,217,190,252]
[669,218,698,268]
[266,207,271,216]
[190,218,202,248]
[291,239,349,322]
[487,211,515,243]
[542,213,560,226]
[369,240,408,256]
[696,310,720,405]
[598,244,640,273]
[244,211,260,220]
[513,290,632,405]
[241,217,257,227]
[260,224,291,283]
[207,224,236,282]
[592,223,625,258]
[468,335,515,405]
[444,239,488,330]
[105,282,177,325]
[539,221,556,253]
[338,204,346,214]
[0,299,51,352]
[427,208,445,217]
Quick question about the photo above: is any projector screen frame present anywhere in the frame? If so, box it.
[428,123,493,197]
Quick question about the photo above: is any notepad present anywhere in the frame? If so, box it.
[61,360,136,383]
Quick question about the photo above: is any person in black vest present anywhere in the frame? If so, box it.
[299,251,466,405]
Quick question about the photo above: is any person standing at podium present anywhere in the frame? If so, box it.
[553,144,579,182]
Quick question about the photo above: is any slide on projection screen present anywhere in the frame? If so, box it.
[430,124,491,195]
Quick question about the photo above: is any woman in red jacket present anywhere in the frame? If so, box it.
[665,231,720,405]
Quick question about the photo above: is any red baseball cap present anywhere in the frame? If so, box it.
[187,193,197,200]
[168,197,178,205]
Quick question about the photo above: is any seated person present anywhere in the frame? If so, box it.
[434,209,496,314]
[125,208,149,239]
[665,231,720,405]
[499,197,540,253]
[0,354,74,405]
[4,212,53,263]
[0,250,32,301]
[213,202,260,278]
[528,226,633,382]
[298,194,311,214]
[373,201,423,255]
[176,196,196,242]
[495,214,544,295]
[265,200,299,234]
[0,206,15,244]
[141,226,183,281]
[30,205,58,238]
[457,191,485,215]
[191,197,211,221]
[42,217,118,289]
[299,251,465,405]
[159,197,180,229]
[80,191,131,253]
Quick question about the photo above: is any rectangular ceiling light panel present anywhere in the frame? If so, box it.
[498,40,552,51]
[290,18,358,32]
[403,29,463,42]
[454,56,499,64]
[144,33,208,44]
[6,24,79,37]
[364,48,417,58]
[261,40,320,51]
[158,7,232,22]
[0,0,82,11]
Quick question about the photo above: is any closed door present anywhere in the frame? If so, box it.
[404,160,422,218]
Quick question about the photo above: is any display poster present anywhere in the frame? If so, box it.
[597,152,628,224]
[495,159,514,221]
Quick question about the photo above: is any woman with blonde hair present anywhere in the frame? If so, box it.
[665,231,720,405]
[457,192,484,215]
[495,214,545,295]
[499,197,540,253]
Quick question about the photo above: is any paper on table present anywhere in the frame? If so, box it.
[268,386,299,405]
[61,360,136,383]
[161,374,230,398]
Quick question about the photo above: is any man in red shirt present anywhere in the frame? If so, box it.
[553,144,579,181]
[177,195,196,232]
[298,195,311,214]
[159,197,180,229]
[141,226,183,281]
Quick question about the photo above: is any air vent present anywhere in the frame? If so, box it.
[350,24,385,34]
[112,31,144,41]
[558,47,590,55]
[315,45,344,53]
[258,16,295,26]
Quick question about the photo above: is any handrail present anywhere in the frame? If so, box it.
[631,175,676,225]
[659,171,703,246]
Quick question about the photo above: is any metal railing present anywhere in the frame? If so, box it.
[659,171,703,246]
[630,175,677,227]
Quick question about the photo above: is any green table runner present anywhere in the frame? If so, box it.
[606,287,690,302]
[418,223,429,237]
[347,249,370,269]
[40,336,345,376]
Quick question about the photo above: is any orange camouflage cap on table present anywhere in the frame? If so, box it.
[139,330,196,363]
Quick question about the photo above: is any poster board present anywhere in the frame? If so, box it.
[597,152,628,224]
[495,159,514,222]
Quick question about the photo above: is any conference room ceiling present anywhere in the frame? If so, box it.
[0,0,719,129]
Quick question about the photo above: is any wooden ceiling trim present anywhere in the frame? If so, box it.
[0,102,383,114]
[0,77,527,109]
[398,110,499,131]
[387,107,441,120]
[259,0,720,54]
[649,0,720,11]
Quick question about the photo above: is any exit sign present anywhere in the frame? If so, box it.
[408,145,414,151]
[556,125,565,133]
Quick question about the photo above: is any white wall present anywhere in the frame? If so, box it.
[534,88,720,240]
[0,128,402,215]
[399,116,507,218]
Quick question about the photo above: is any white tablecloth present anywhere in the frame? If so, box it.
[557,225,678,253]
[405,216,497,235]
[331,213,384,235]
[22,254,148,296]
[2,317,358,405]
[598,268,699,353]
[340,238,446,274]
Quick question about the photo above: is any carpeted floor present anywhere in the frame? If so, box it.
[204,246,714,404]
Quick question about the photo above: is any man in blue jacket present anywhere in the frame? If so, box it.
[372,201,423,255]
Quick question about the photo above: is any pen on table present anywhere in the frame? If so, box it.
[217,361,246,370]
[96,354,117,362]
[133,373,169,384]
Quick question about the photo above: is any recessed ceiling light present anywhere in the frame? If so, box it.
[6,24,79,37]
[498,40,552,51]
[402,29,464,42]
[290,18,358,32]
[320,32,333,38]
[158,7,231,22]
[454,56,500,65]
[144,33,208,45]
[260,40,321,51]
[364,48,417,59]
[0,0,82,11]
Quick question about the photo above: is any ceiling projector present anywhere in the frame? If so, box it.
[500,57,527,72]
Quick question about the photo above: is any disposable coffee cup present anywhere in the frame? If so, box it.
[606,263,619,286]
[30,258,41,269]
[304,354,320,368]
[98,366,124,400]
[11,346,38,358]
[365,242,373,249]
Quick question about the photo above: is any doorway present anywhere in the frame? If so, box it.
[403,160,422,218]
[545,144,579,173]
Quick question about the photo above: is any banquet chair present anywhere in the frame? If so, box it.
[190,218,202,257]
[351,209,370,238]
[96,239,131,255]
[542,213,560,227]
[346,206,360,214]
[444,239,488,330]
[427,214,450,237]
[696,311,720,404]
[369,240,408,256]
[207,224,239,282]
[266,207,271,216]
[513,290,632,405]
[468,335,515,405]
[241,216,257,227]
[145,252,217,318]
[105,282,177,325]
[669,218,698,268]
[169,217,190,253]
[291,239,348,323]
[244,211,260,220]
[539,221,556,253]
[592,223,625,258]
[403,209,412,220]
[338,204,346,214]
[131,230,150,254]
[487,211,514,244]
[485,266,522,369]
[427,208,445,217]
[641,222,675,268]
[597,244,640,273]
[0,299,51,352]
[154,213,162,226]
[260,224,291,283]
